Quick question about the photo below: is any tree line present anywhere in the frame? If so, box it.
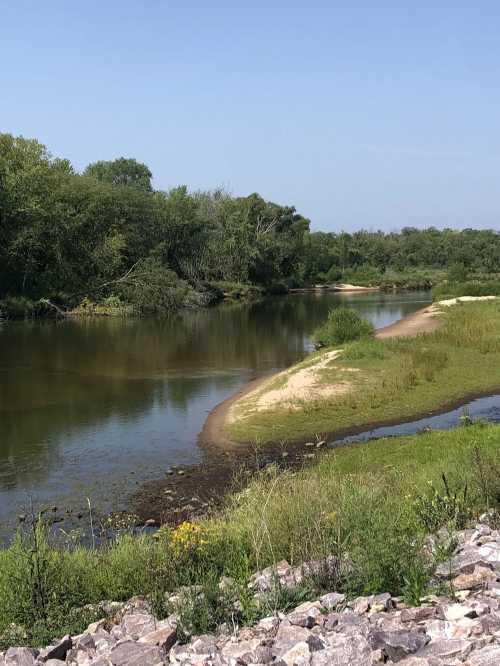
[1,132,499,314]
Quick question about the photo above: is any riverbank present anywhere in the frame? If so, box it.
[213,299,500,446]
[2,420,499,652]
[202,302,441,447]
[3,512,500,664]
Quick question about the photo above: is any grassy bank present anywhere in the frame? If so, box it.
[0,421,499,647]
[226,300,500,444]
[432,278,500,300]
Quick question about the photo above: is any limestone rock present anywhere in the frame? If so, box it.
[369,629,429,661]
[469,644,500,665]
[105,640,165,665]
[4,647,38,666]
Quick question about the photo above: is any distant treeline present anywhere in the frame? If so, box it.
[1,133,499,315]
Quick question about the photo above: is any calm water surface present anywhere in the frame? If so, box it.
[0,291,431,529]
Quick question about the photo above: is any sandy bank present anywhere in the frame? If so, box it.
[290,283,380,293]
[201,297,498,448]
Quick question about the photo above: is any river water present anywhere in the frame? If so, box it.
[0,291,431,531]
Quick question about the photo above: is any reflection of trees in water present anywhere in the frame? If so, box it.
[0,371,242,489]
[0,292,430,490]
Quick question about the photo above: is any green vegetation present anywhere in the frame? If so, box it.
[312,307,374,347]
[433,279,500,300]
[0,421,498,647]
[3,132,500,318]
[228,301,500,444]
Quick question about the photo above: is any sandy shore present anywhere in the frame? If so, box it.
[202,296,499,448]
[290,283,380,293]
[201,303,442,447]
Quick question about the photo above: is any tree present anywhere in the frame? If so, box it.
[83,157,153,192]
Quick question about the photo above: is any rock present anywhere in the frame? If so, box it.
[369,630,430,661]
[86,620,107,635]
[249,560,293,592]
[319,592,345,610]
[138,619,176,650]
[307,634,327,652]
[371,593,393,612]
[37,635,72,662]
[278,640,310,665]
[400,657,450,666]
[478,542,500,568]
[105,640,165,665]
[452,565,497,591]
[435,547,493,578]
[256,615,280,633]
[323,612,340,631]
[469,644,500,665]
[3,648,38,666]
[480,610,500,634]
[221,637,262,663]
[273,623,311,652]
[287,601,322,628]
[416,638,472,660]
[400,606,436,623]
[310,634,372,665]
[442,603,475,621]
[352,596,371,615]
[117,613,156,640]
[43,661,66,666]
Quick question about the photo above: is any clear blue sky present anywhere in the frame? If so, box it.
[2,1,500,231]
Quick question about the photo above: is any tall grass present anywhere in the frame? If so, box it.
[0,421,499,648]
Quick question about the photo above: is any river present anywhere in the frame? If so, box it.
[0,291,431,533]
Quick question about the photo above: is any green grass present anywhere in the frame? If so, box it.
[227,301,500,444]
[433,279,500,300]
[0,421,499,648]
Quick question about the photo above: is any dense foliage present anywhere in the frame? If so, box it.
[2,132,500,315]
[312,307,374,347]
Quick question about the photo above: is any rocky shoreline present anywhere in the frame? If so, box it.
[2,515,499,665]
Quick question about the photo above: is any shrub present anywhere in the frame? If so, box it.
[312,307,374,347]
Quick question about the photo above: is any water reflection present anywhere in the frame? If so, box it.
[0,291,430,528]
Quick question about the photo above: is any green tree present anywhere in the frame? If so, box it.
[83,157,153,192]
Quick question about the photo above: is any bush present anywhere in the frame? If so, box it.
[312,307,374,347]
[118,258,190,314]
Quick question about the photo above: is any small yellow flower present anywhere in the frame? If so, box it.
[169,521,209,556]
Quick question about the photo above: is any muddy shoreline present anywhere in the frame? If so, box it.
[132,384,500,525]
[132,300,500,526]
